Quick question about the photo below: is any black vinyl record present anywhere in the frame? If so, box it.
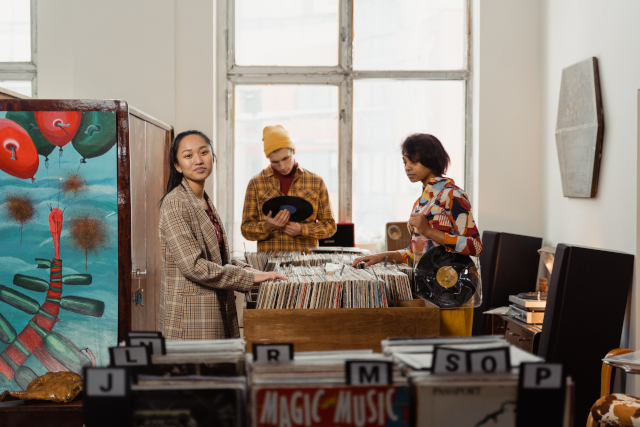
[415,246,479,308]
[262,196,313,222]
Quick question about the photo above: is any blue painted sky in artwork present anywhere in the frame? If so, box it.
[0,111,118,391]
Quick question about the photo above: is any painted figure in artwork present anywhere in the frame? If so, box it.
[0,110,117,391]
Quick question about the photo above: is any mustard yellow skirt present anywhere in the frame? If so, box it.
[439,307,473,337]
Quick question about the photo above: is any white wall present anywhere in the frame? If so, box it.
[174,0,215,194]
[37,0,177,126]
[37,0,216,192]
[540,0,639,255]
[37,0,215,138]
[473,0,542,238]
[539,0,640,395]
[174,0,214,137]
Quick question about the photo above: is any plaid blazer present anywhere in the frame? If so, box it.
[159,179,253,340]
[240,165,337,252]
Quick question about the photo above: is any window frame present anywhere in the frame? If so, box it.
[0,0,37,97]
[216,0,472,246]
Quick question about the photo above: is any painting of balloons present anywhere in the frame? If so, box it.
[0,110,117,392]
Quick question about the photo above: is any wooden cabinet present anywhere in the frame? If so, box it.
[488,314,541,354]
[0,397,82,427]
[128,107,173,333]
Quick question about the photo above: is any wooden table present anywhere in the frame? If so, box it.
[0,395,83,427]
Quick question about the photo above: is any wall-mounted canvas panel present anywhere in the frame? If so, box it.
[555,57,604,198]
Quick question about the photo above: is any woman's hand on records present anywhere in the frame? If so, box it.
[352,254,384,267]
[253,271,287,283]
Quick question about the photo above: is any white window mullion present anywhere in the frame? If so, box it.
[339,76,353,223]
[0,63,36,73]
[226,0,235,73]
[229,73,344,85]
[229,66,344,77]
[464,0,474,204]
[353,70,469,80]
[338,0,353,223]
[339,0,352,72]
[30,74,37,98]
[220,79,236,245]
[30,0,37,69]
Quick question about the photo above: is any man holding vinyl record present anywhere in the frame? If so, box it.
[241,125,337,252]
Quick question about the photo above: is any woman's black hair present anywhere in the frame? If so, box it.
[401,133,450,177]
[160,130,214,204]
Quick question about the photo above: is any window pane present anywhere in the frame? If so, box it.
[233,85,339,252]
[352,80,465,251]
[0,0,31,62]
[0,80,31,97]
[353,0,466,71]
[235,0,339,66]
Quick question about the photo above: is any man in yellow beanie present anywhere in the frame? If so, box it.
[241,125,337,252]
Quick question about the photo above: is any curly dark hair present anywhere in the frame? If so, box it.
[401,134,450,177]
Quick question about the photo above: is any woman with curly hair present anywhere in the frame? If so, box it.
[353,134,482,336]
[354,133,482,269]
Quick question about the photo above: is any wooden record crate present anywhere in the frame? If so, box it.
[243,300,439,353]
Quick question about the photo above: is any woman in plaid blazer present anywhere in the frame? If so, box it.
[159,131,285,340]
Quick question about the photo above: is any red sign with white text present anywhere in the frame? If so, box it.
[253,385,410,427]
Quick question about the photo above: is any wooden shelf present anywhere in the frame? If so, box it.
[0,396,83,427]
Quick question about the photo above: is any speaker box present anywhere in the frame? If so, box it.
[537,244,633,425]
[318,223,355,247]
[472,231,543,335]
[385,221,411,252]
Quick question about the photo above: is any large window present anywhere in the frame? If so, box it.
[0,0,36,97]
[218,0,471,253]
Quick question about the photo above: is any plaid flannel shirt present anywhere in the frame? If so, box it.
[159,179,253,340]
[241,165,337,252]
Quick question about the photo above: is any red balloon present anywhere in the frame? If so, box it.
[0,119,39,180]
[34,111,82,147]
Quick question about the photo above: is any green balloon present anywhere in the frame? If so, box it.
[5,111,56,159]
[72,111,117,161]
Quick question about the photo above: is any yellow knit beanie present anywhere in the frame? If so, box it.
[263,125,296,157]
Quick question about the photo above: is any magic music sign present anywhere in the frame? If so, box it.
[253,385,410,427]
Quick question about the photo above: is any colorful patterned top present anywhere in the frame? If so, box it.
[398,176,482,266]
